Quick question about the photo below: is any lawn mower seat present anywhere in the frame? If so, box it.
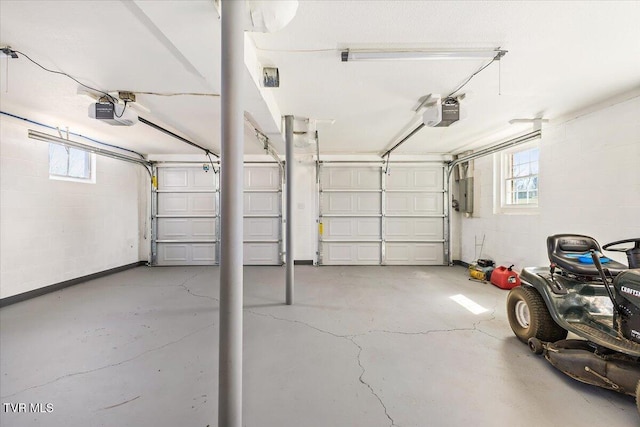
[547,234,627,277]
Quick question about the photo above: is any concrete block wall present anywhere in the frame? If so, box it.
[458,95,640,269]
[0,117,147,298]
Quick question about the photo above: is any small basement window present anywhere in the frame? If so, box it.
[49,143,96,183]
[495,143,539,213]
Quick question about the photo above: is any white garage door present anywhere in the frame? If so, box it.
[243,164,283,265]
[156,166,218,265]
[154,163,282,266]
[319,163,445,265]
[319,165,382,265]
[385,165,445,265]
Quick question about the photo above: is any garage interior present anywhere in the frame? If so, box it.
[1,1,639,426]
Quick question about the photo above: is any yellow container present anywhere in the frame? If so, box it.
[469,265,486,281]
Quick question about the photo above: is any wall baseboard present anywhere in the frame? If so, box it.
[452,260,470,268]
[0,261,147,308]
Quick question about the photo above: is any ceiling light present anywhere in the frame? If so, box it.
[246,0,299,33]
[341,49,507,62]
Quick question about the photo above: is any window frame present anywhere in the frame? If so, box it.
[48,143,96,184]
[494,141,540,215]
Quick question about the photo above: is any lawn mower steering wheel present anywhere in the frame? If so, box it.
[602,238,640,252]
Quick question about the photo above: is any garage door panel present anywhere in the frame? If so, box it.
[191,194,216,214]
[158,194,189,215]
[157,218,188,239]
[386,219,408,237]
[385,243,444,265]
[192,170,216,189]
[324,243,351,262]
[320,165,383,264]
[355,169,380,188]
[192,219,216,238]
[358,194,381,211]
[322,192,381,214]
[158,193,216,215]
[386,192,443,215]
[386,167,442,191]
[157,243,217,265]
[243,165,282,265]
[159,168,214,190]
[325,193,352,212]
[414,194,441,214]
[192,244,216,262]
[244,217,279,240]
[244,192,279,215]
[386,168,413,190]
[357,244,381,263]
[325,218,353,238]
[323,217,380,239]
[156,166,218,266]
[158,218,216,240]
[245,167,280,190]
[386,217,443,240]
[414,169,442,190]
[159,169,189,189]
[244,243,280,265]
[358,218,381,237]
[319,163,446,266]
[159,244,188,262]
[321,242,381,265]
[321,167,380,190]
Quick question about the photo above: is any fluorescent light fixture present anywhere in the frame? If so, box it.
[341,49,507,62]
[449,294,488,315]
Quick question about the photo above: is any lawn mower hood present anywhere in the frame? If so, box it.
[614,269,640,343]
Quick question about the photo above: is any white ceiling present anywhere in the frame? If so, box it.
[1,1,639,158]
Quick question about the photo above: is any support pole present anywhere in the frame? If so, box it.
[218,1,244,426]
[285,115,295,305]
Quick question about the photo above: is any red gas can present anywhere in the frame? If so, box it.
[490,265,521,290]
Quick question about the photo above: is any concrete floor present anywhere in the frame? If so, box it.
[0,265,637,426]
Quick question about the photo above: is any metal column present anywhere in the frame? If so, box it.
[381,165,387,265]
[443,167,450,265]
[218,1,244,426]
[150,164,158,265]
[285,115,294,305]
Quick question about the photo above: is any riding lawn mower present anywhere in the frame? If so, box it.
[507,234,640,414]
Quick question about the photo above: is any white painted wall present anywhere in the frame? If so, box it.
[4,95,635,298]
[293,153,318,261]
[457,96,640,270]
[0,117,148,298]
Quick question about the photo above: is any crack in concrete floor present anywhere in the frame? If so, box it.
[245,307,499,427]
[0,322,215,400]
[246,309,397,427]
[2,271,499,427]
[177,272,220,302]
[179,282,219,302]
[350,338,398,427]
[1,275,222,400]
